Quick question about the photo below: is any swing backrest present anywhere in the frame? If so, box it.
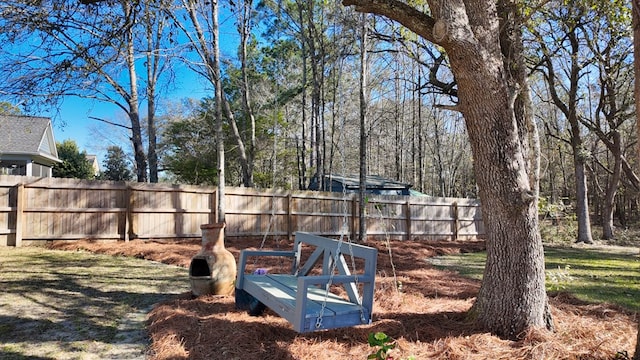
[292,232,377,304]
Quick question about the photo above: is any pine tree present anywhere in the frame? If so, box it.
[53,140,94,180]
[101,146,133,182]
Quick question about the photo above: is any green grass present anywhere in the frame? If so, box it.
[429,246,640,311]
[0,247,189,359]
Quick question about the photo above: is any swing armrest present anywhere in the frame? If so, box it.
[236,250,297,289]
[240,249,296,259]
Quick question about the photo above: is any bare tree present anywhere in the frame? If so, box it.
[0,1,165,182]
[142,0,174,183]
[581,25,634,239]
[236,0,257,187]
[358,13,368,242]
[169,0,253,188]
[530,3,594,243]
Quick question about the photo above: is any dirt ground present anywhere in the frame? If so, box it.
[48,237,638,360]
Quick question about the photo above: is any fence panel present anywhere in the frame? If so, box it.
[225,188,290,237]
[0,175,484,246]
[131,183,214,239]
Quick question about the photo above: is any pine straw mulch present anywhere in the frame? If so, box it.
[48,237,638,360]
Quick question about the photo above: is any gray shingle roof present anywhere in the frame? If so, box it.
[0,115,51,153]
[324,174,411,190]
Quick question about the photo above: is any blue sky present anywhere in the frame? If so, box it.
[46,70,214,163]
[43,7,241,168]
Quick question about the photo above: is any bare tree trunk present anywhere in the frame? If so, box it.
[304,1,325,186]
[358,13,368,243]
[147,89,158,183]
[394,57,402,181]
[175,0,252,188]
[417,69,424,193]
[142,0,166,183]
[212,0,225,222]
[124,2,147,183]
[433,114,446,197]
[540,23,593,244]
[145,9,158,183]
[298,3,308,189]
[237,0,256,187]
[221,94,253,187]
[602,132,622,239]
[573,155,593,243]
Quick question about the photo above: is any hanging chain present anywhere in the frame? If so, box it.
[315,231,344,329]
[252,192,278,267]
[315,51,370,328]
[346,222,366,323]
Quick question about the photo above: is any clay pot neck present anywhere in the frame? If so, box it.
[201,223,225,250]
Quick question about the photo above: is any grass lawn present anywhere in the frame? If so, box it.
[0,247,189,360]
[428,244,640,312]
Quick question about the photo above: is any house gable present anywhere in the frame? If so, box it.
[0,115,62,177]
[38,121,59,160]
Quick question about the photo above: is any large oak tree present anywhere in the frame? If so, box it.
[343,0,553,339]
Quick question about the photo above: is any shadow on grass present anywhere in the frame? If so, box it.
[0,247,189,358]
[0,349,56,360]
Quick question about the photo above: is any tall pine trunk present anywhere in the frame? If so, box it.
[358,13,368,243]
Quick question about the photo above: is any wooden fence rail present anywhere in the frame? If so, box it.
[0,175,484,247]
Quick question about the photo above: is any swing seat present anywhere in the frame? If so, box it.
[235,232,378,333]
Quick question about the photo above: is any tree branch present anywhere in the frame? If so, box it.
[342,0,438,44]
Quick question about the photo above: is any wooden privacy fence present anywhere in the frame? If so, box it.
[0,175,484,247]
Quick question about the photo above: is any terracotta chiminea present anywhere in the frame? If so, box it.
[189,223,237,296]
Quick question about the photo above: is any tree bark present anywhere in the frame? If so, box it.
[343,0,553,339]
[124,2,147,183]
[212,0,225,222]
[602,131,622,239]
[238,0,256,188]
[143,0,163,184]
[573,152,593,243]
[358,13,368,243]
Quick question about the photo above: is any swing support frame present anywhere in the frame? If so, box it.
[235,231,378,333]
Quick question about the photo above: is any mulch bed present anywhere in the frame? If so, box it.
[48,237,638,360]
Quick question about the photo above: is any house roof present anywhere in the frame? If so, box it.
[0,115,61,164]
[326,174,412,190]
[310,174,412,190]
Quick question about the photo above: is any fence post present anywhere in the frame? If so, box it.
[452,202,459,241]
[15,183,24,247]
[405,200,411,241]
